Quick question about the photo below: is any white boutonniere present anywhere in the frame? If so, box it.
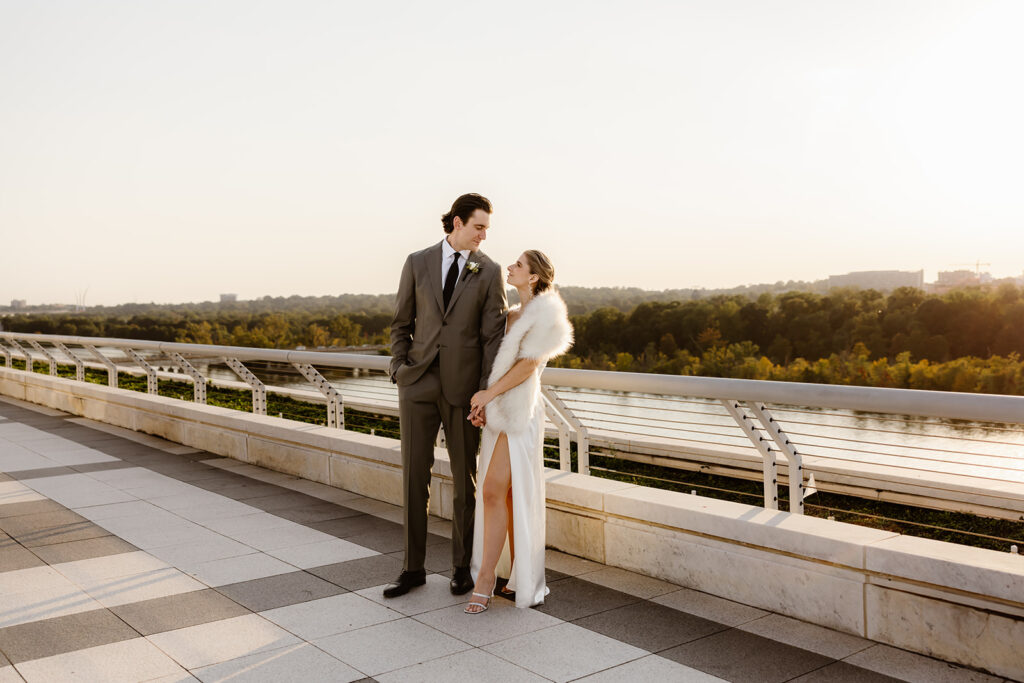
[466,261,480,273]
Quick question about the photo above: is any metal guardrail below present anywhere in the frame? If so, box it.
[3,332,1024,519]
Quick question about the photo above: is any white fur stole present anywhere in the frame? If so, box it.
[485,289,573,434]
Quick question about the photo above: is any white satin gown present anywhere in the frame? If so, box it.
[470,391,549,607]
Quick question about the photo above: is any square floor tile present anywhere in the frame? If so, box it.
[231,524,334,551]
[74,500,162,521]
[315,617,472,677]
[197,511,294,536]
[0,565,77,595]
[79,567,206,608]
[148,536,254,568]
[0,583,104,629]
[211,483,294,502]
[0,499,65,519]
[653,588,769,627]
[414,599,563,646]
[659,627,834,683]
[0,545,46,572]
[375,647,547,683]
[261,592,402,640]
[192,643,364,683]
[146,614,302,670]
[574,600,728,652]
[790,661,904,682]
[544,550,604,576]
[53,550,169,584]
[183,552,296,587]
[739,613,874,659]
[0,510,111,548]
[347,527,446,555]
[576,566,678,599]
[355,574,467,616]
[533,576,640,621]
[172,499,260,523]
[307,554,405,591]
[271,501,364,525]
[266,538,379,569]
[483,622,648,682]
[29,535,137,564]
[111,587,251,636]
[0,607,138,664]
[14,636,186,683]
[843,644,1005,683]
[309,514,399,539]
[216,571,345,612]
[575,654,728,682]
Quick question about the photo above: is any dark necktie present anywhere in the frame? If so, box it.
[443,253,461,311]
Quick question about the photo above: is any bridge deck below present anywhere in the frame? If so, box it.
[0,397,1006,682]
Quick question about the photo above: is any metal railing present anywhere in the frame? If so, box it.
[2,331,1023,519]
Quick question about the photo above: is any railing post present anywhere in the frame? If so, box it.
[54,342,85,381]
[540,386,590,475]
[28,341,58,376]
[169,352,207,404]
[83,344,118,388]
[125,349,159,395]
[9,339,33,373]
[541,394,573,471]
[292,363,343,429]
[224,358,266,415]
[0,341,11,368]
[721,399,779,510]
[746,402,805,514]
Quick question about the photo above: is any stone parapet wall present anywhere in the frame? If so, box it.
[2,367,1021,679]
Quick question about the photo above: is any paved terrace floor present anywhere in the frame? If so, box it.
[0,396,1012,683]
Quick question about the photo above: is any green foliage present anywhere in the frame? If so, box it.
[3,298,391,349]
[552,285,1024,395]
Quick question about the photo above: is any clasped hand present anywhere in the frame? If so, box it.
[468,390,493,427]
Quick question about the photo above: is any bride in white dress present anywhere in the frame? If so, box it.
[464,250,573,613]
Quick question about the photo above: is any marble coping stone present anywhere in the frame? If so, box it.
[865,534,1024,605]
[544,469,638,511]
[604,486,899,569]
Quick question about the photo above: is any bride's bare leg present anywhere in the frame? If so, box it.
[506,488,515,564]
[467,432,511,613]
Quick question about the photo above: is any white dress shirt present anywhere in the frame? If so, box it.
[440,238,471,289]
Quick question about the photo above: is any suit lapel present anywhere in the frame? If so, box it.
[444,256,477,317]
[426,242,444,314]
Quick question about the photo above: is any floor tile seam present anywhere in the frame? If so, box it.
[777,658,850,683]
[477,621,632,681]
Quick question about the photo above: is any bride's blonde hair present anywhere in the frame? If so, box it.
[523,250,555,294]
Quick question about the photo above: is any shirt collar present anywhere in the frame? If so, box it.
[441,237,470,262]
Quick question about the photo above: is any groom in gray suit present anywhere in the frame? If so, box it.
[384,193,507,597]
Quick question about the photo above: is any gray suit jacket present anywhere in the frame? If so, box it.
[390,241,508,406]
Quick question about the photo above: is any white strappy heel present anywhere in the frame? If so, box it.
[464,577,496,614]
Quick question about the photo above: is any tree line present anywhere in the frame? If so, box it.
[4,285,1023,394]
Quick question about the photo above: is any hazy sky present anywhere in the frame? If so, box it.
[2,1,1022,306]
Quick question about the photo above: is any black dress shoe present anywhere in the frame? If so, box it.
[382,570,426,598]
[450,566,474,595]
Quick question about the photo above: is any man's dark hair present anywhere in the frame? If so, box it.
[441,193,492,234]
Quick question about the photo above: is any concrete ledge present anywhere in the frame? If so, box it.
[2,367,1022,680]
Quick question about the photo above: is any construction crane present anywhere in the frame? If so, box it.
[951,261,992,277]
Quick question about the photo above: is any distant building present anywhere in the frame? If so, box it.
[936,270,978,287]
[10,299,26,310]
[219,293,238,303]
[827,270,924,291]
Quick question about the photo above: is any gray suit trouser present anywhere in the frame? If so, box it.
[398,362,479,572]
